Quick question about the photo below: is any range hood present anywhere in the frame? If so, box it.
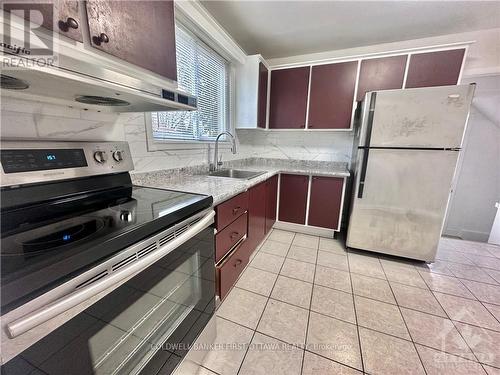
[0,12,196,113]
[1,53,197,113]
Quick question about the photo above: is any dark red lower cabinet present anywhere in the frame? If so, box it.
[215,176,279,300]
[278,174,309,225]
[217,239,249,300]
[265,175,278,233]
[308,176,344,230]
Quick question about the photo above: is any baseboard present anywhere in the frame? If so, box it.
[461,229,490,243]
[443,227,491,243]
[273,221,335,238]
[442,227,463,239]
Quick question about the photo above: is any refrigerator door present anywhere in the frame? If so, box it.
[358,84,475,149]
[347,148,459,261]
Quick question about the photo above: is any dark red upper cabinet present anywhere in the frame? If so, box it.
[257,62,268,129]
[265,175,278,233]
[308,176,344,230]
[307,61,358,129]
[86,0,177,81]
[405,49,465,89]
[278,174,309,225]
[2,0,82,42]
[269,67,310,129]
[356,55,407,101]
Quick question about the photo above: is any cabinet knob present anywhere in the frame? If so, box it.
[93,33,109,46]
[232,206,241,215]
[233,259,242,267]
[58,17,79,32]
[230,231,239,239]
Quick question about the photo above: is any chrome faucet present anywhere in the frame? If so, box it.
[210,131,237,171]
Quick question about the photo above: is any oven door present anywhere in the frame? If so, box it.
[1,212,215,375]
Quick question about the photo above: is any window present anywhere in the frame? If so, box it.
[151,23,230,142]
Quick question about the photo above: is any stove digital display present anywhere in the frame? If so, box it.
[1,149,88,174]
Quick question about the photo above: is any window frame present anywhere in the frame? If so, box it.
[145,19,235,151]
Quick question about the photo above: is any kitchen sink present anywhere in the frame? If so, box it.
[208,169,266,179]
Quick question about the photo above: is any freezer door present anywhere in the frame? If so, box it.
[347,149,459,261]
[358,84,475,148]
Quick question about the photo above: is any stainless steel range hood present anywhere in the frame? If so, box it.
[1,54,197,113]
[0,11,196,113]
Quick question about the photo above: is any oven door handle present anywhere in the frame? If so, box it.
[6,210,215,339]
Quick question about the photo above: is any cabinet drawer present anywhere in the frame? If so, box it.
[215,213,248,263]
[217,238,249,301]
[215,191,249,230]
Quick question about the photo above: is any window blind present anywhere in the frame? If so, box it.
[151,24,229,141]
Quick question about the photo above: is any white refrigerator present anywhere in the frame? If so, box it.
[347,84,476,262]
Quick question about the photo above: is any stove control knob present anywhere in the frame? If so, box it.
[120,210,133,222]
[93,150,107,164]
[113,150,124,162]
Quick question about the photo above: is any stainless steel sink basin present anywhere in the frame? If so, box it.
[208,169,266,179]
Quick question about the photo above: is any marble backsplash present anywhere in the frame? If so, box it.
[1,97,354,173]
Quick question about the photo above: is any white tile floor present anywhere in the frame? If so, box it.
[174,229,500,375]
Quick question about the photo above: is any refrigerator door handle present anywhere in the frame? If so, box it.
[357,92,377,199]
[358,149,369,198]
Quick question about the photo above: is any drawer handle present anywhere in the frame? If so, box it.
[232,206,241,215]
[233,259,242,267]
[230,231,240,239]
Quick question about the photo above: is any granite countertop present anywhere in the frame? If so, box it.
[131,158,350,205]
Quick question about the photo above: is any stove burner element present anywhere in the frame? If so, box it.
[10,218,106,257]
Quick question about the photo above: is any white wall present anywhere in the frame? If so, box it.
[444,75,500,242]
[236,129,353,163]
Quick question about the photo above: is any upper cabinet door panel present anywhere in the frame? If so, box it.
[307,61,358,129]
[269,67,310,129]
[85,0,177,81]
[356,55,407,101]
[405,49,465,89]
[257,62,268,129]
[3,0,82,42]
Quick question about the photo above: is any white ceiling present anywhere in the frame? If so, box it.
[200,1,500,59]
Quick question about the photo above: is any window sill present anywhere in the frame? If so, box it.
[147,138,231,151]
[144,114,232,151]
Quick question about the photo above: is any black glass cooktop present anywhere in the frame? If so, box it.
[0,181,212,313]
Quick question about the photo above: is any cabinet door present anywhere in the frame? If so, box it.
[308,61,358,129]
[405,49,465,89]
[248,182,267,248]
[269,67,310,129]
[240,182,266,259]
[265,175,278,233]
[308,176,344,230]
[357,55,407,101]
[257,62,268,129]
[2,0,82,42]
[278,174,309,225]
[85,0,177,81]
